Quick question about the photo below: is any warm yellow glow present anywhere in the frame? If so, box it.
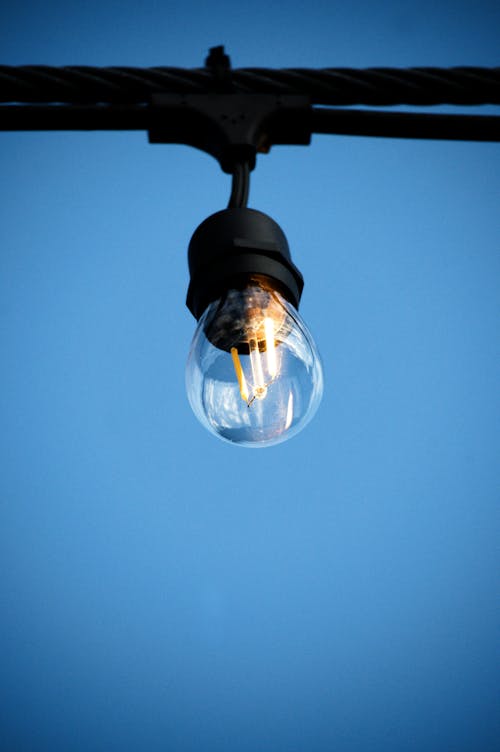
[264,317,277,378]
[231,313,280,407]
[231,347,249,403]
[248,336,267,400]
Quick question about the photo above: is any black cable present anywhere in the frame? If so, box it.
[0,65,498,106]
[228,163,242,207]
[1,105,499,143]
[0,105,500,141]
[0,104,149,130]
[312,108,500,142]
[239,161,250,207]
[228,162,250,208]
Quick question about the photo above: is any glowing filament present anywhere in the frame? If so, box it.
[231,347,249,403]
[231,318,280,406]
[249,336,267,400]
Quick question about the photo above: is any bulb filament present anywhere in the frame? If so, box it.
[230,346,249,403]
[231,317,278,407]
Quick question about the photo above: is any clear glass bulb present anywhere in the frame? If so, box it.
[186,276,323,447]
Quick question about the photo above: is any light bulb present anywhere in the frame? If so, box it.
[184,207,323,447]
[186,276,323,447]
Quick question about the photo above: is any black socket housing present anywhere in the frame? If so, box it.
[186,208,304,320]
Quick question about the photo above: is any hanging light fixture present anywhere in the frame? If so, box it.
[184,204,323,447]
[147,49,323,447]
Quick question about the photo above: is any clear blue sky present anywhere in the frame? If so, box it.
[0,2,499,751]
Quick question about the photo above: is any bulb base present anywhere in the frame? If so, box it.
[186,208,304,320]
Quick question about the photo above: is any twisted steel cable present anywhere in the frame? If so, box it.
[0,65,499,105]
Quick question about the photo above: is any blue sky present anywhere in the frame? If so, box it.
[0,2,499,751]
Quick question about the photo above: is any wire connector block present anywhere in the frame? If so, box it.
[148,94,311,173]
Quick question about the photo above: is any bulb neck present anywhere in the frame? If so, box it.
[186,208,304,320]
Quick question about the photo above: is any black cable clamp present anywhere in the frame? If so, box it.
[205,45,234,93]
[149,45,311,173]
[148,93,312,174]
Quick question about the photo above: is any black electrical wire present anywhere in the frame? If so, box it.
[1,104,498,142]
[0,60,499,143]
[0,65,499,106]
[0,104,149,130]
[228,161,250,208]
[312,108,500,142]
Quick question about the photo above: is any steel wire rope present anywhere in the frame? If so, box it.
[0,65,499,105]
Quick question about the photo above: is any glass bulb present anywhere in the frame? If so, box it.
[186,277,323,447]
